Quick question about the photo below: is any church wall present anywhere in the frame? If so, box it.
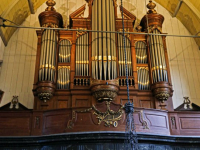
[0,0,199,109]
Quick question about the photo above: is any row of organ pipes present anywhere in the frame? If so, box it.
[91,0,117,80]
[38,21,168,91]
[59,40,71,63]
[75,33,89,76]
[39,30,57,82]
[57,66,70,89]
[149,29,168,83]
[118,34,133,77]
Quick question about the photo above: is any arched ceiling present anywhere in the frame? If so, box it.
[0,0,200,47]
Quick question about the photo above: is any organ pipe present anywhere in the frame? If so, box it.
[91,0,117,80]
[75,33,89,76]
[39,30,57,82]
[118,34,132,77]
[57,66,70,89]
[149,29,168,83]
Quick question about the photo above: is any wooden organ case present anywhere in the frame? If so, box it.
[33,0,173,111]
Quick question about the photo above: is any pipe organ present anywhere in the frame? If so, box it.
[33,0,173,111]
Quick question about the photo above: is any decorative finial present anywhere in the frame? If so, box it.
[147,0,157,14]
[45,0,56,11]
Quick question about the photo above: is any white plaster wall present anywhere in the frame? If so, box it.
[0,0,199,109]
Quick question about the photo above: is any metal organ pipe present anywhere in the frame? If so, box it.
[39,30,57,82]
[149,29,168,83]
[92,0,117,80]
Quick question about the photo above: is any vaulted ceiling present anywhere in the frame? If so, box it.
[0,0,200,47]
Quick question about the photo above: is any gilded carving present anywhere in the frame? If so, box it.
[42,23,58,28]
[92,90,118,101]
[155,92,169,102]
[38,92,53,102]
[139,110,149,129]
[76,28,87,37]
[93,102,123,127]
[66,102,123,129]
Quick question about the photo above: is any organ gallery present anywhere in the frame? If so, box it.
[0,0,200,149]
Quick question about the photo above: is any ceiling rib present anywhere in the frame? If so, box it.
[28,0,35,14]
[172,0,183,17]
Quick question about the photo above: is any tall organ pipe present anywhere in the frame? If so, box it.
[149,29,168,83]
[39,30,57,82]
[91,0,117,80]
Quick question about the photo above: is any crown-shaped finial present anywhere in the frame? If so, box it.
[147,0,157,14]
[45,0,56,11]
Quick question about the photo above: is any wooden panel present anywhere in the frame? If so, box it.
[180,117,200,129]
[0,112,32,136]
[146,114,167,128]
[57,100,68,108]
[139,100,152,108]
[72,96,91,107]
[75,99,89,107]
[31,111,43,136]
[57,96,70,109]
[43,110,71,135]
